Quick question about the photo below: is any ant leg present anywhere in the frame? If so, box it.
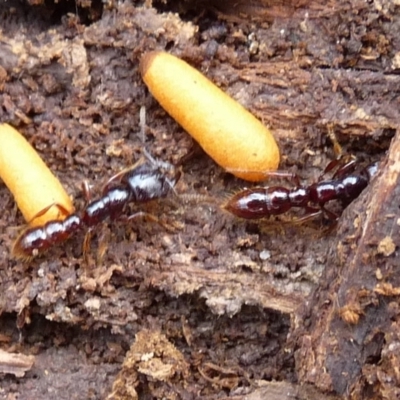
[26,203,70,225]
[129,211,157,222]
[264,171,301,187]
[100,159,145,194]
[82,225,109,264]
[331,159,358,179]
[96,225,110,264]
[327,124,343,158]
[321,207,340,233]
[82,181,93,202]
[178,193,218,205]
[317,154,361,184]
[121,211,175,232]
[325,124,360,178]
[122,211,159,225]
[237,170,300,187]
[292,205,334,223]
[292,210,338,236]
[81,183,94,262]
[82,226,111,265]
[319,156,357,181]
[82,230,92,263]
[292,206,339,227]
[291,210,324,225]
[224,167,302,186]
[175,142,202,167]
[320,206,339,222]
[305,204,339,222]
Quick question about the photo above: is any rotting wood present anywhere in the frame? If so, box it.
[0,349,35,377]
[292,129,400,398]
[150,265,303,315]
[241,380,341,400]
[0,0,399,398]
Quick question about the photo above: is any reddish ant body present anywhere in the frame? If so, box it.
[12,158,180,260]
[224,158,379,222]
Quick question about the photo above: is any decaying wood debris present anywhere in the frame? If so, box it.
[293,129,400,398]
[0,0,399,398]
[0,349,35,377]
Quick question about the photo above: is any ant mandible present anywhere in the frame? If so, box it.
[12,108,181,261]
[223,127,379,223]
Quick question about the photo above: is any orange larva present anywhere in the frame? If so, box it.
[140,51,280,182]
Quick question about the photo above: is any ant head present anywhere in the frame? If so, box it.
[141,147,181,190]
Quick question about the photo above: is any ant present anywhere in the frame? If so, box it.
[12,108,181,261]
[223,128,379,224]
[12,156,180,261]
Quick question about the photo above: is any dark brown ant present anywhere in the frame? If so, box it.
[223,158,379,222]
[12,107,181,261]
[224,124,379,225]
[12,157,180,261]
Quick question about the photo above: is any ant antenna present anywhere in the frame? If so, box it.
[139,105,159,163]
[139,106,171,169]
[139,106,179,196]
[139,105,147,145]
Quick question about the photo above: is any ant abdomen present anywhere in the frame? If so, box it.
[225,187,293,219]
[12,214,81,260]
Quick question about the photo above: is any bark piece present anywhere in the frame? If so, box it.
[0,349,35,377]
[294,129,400,397]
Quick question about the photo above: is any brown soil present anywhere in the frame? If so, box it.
[0,0,399,399]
